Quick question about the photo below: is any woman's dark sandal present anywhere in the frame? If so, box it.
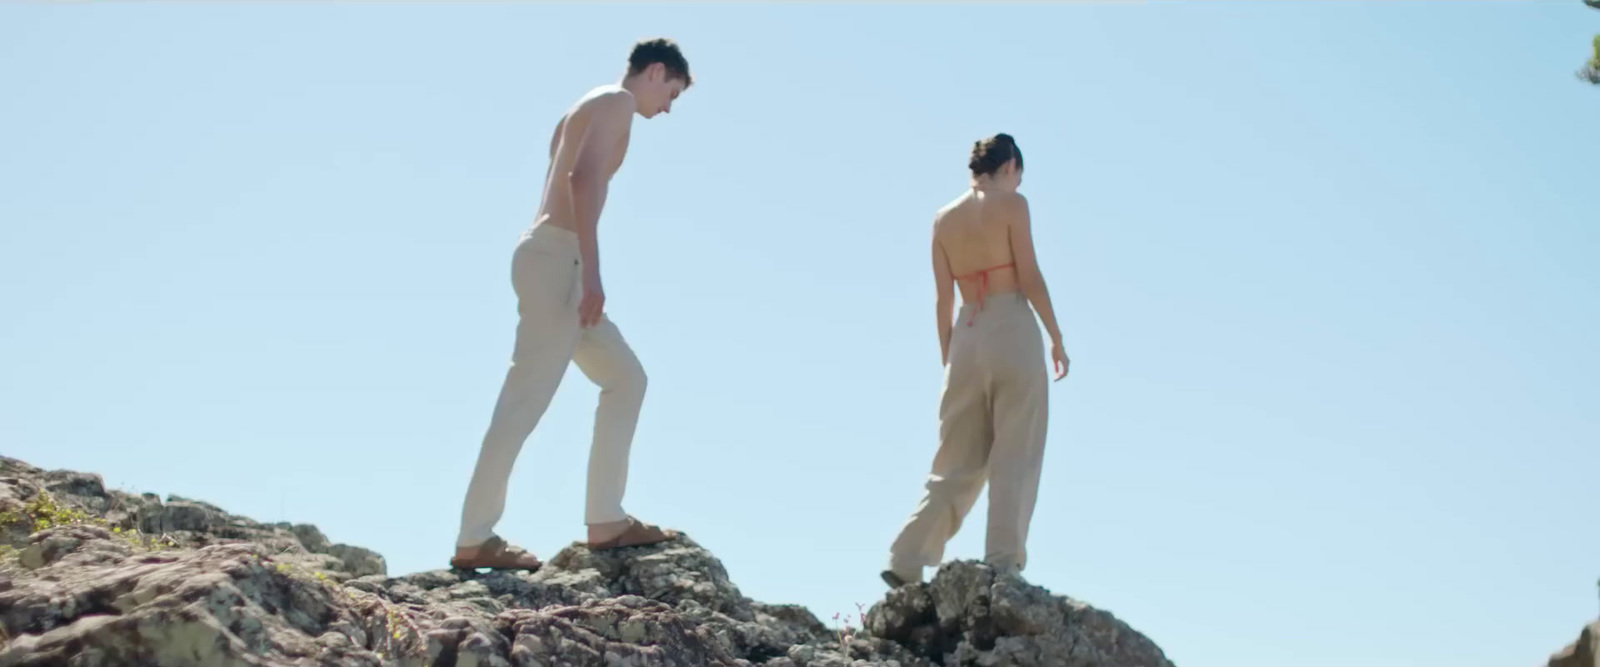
[881,570,911,588]
[449,536,542,571]
[587,517,679,550]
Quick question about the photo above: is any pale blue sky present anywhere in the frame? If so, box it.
[2,3,1596,666]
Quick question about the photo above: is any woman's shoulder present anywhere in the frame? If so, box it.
[933,189,1029,230]
[984,189,1029,208]
[936,190,973,215]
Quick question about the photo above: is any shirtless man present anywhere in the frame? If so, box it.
[450,38,692,571]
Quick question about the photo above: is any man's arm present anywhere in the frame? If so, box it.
[566,92,633,327]
[931,226,956,366]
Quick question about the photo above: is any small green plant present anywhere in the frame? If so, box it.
[264,556,426,659]
[380,599,425,649]
[111,526,178,551]
[0,491,177,554]
[0,545,19,584]
[1579,35,1600,84]
[0,491,96,533]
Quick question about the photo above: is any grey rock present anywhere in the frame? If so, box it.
[1551,620,1600,667]
[0,457,385,581]
[292,523,333,553]
[40,472,106,510]
[325,543,387,579]
[547,536,748,614]
[0,456,1175,667]
[863,562,1174,667]
[156,500,226,534]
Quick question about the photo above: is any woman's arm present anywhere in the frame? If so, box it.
[1005,194,1069,379]
[931,228,956,366]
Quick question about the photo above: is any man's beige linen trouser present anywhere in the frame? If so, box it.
[457,224,647,548]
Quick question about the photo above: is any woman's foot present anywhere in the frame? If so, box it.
[881,562,923,588]
[449,536,542,571]
[882,570,926,588]
[587,516,679,550]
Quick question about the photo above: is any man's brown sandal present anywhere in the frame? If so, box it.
[587,516,679,550]
[449,536,542,571]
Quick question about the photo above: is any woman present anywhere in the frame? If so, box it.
[883,133,1069,587]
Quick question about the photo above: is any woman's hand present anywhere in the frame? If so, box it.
[1051,342,1070,381]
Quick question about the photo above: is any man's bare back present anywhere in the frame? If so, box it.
[535,85,635,234]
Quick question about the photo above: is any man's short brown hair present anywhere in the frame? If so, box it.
[628,38,692,88]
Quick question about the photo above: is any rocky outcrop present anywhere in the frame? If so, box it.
[862,562,1173,667]
[1551,620,1600,667]
[0,457,386,583]
[0,456,1176,666]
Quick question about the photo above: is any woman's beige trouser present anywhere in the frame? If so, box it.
[888,293,1050,578]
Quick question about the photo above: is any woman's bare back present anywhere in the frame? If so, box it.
[935,188,1026,305]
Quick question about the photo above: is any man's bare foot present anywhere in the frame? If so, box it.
[449,536,541,571]
[586,516,678,550]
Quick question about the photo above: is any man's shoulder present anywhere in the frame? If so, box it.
[574,85,636,114]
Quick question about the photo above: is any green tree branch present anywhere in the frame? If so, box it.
[1582,35,1600,85]
[1584,1,1600,84]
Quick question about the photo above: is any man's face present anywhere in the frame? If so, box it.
[637,64,687,118]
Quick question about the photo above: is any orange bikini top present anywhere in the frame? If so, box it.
[956,262,1015,327]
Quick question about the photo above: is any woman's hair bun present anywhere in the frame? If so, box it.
[969,133,1022,176]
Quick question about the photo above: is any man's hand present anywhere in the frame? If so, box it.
[567,90,632,330]
[580,270,606,328]
[1051,342,1070,381]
